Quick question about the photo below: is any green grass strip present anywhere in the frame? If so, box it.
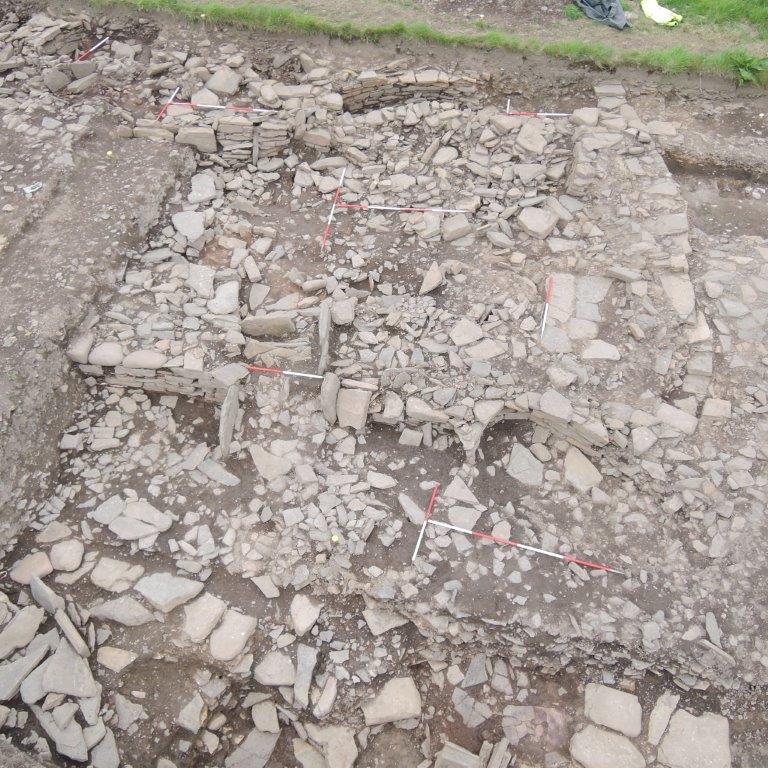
[673,0,768,40]
[87,0,767,84]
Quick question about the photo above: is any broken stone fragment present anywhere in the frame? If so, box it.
[209,610,257,662]
[122,349,167,369]
[10,552,52,585]
[30,576,65,614]
[647,691,679,745]
[241,314,296,337]
[305,724,358,768]
[253,651,295,686]
[419,261,443,294]
[442,214,472,242]
[581,339,620,360]
[177,125,217,153]
[224,728,279,768]
[177,692,207,734]
[172,210,206,241]
[91,557,144,593]
[361,677,422,726]
[506,444,543,487]
[0,606,45,660]
[290,594,322,637]
[250,445,291,482]
[518,207,558,239]
[362,607,409,636]
[450,318,484,347]
[336,388,372,431]
[90,596,155,626]
[42,638,100,698]
[320,372,340,423]
[406,397,449,424]
[0,644,49,702]
[88,341,123,367]
[96,647,137,674]
[49,539,84,572]
[183,593,227,643]
[563,447,602,492]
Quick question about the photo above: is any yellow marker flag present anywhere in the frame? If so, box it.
[641,0,683,26]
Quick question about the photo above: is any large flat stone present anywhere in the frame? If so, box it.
[518,207,558,239]
[570,725,644,768]
[584,684,642,737]
[658,711,731,768]
[209,610,256,661]
[362,677,421,725]
[336,389,372,431]
[134,573,203,613]
[506,444,543,487]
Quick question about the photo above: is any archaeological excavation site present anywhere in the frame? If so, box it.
[0,2,767,767]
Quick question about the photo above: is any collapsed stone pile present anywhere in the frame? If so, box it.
[0,6,766,768]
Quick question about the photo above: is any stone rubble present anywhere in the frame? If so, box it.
[0,7,764,768]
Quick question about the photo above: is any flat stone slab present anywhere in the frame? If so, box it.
[362,677,422,726]
[570,724,644,768]
[209,610,257,662]
[506,444,543,487]
[584,683,642,737]
[90,596,155,626]
[658,710,731,768]
[134,573,204,613]
[253,651,295,687]
[184,593,227,643]
[0,606,45,661]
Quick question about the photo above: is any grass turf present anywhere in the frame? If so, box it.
[673,0,768,39]
[88,0,768,83]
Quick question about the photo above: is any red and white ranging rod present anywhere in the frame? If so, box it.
[424,519,623,575]
[245,364,324,381]
[320,167,469,251]
[163,100,277,115]
[76,36,109,61]
[410,481,621,575]
[540,275,554,339]
[337,202,467,214]
[155,87,181,121]
[321,167,347,252]
[505,98,570,118]
[410,483,441,563]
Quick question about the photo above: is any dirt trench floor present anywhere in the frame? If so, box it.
[0,2,768,768]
